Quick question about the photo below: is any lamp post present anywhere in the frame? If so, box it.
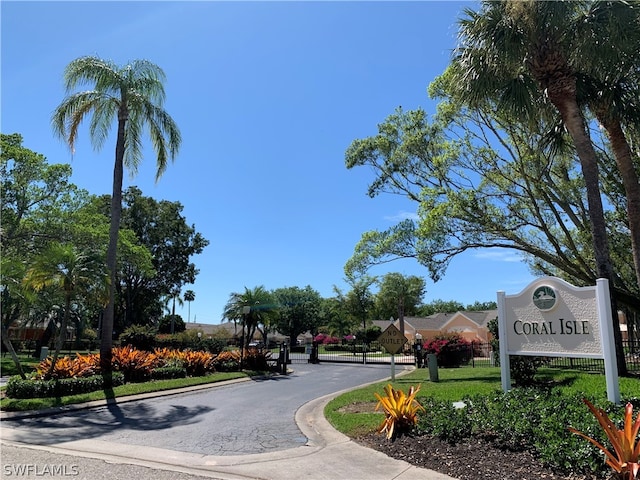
[241,305,251,369]
[415,332,423,368]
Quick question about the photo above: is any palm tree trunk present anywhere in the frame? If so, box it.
[171,296,176,334]
[398,297,405,339]
[550,94,627,375]
[598,115,640,295]
[101,113,127,381]
[48,297,71,378]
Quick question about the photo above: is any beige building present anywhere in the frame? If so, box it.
[373,310,497,344]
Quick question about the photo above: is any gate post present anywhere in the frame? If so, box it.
[308,341,319,364]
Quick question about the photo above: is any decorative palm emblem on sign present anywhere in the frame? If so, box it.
[532,285,557,311]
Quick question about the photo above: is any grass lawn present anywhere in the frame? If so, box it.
[324,366,640,437]
[1,354,40,377]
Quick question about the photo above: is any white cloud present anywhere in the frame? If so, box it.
[473,248,523,263]
[383,210,419,222]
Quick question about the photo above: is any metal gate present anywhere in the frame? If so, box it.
[286,342,418,365]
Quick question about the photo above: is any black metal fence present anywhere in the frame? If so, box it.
[287,342,417,365]
[291,339,640,373]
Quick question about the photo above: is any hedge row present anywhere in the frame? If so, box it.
[416,387,640,478]
[6,373,126,399]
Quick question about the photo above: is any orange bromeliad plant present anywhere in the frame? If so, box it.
[374,384,425,440]
[569,399,640,480]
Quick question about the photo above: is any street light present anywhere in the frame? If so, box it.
[415,332,423,367]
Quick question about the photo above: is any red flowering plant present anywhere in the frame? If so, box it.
[314,333,340,345]
[423,333,472,367]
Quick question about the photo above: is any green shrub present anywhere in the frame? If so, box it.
[416,397,471,443]
[6,373,125,399]
[154,329,206,351]
[465,388,548,450]
[413,384,639,478]
[354,326,382,344]
[486,317,546,385]
[158,315,186,334]
[324,344,352,352]
[199,337,227,354]
[510,355,548,386]
[119,325,157,351]
[150,366,187,380]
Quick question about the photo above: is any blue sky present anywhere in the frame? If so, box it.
[2,1,537,324]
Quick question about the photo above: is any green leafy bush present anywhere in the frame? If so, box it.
[199,337,227,354]
[487,317,547,385]
[150,366,187,380]
[415,386,635,477]
[154,329,208,351]
[158,315,186,334]
[416,397,471,443]
[510,355,548,386]
[119,324,157,351]
[6,373,125,399]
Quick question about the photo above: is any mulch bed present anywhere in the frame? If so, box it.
[355,433,603,480]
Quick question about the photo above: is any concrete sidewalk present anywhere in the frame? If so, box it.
[1,379,457,480]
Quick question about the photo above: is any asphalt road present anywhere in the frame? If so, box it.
[2,363,406,456]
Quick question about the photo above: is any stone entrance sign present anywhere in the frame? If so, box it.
[497,276,619,403]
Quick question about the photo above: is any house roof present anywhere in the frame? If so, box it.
[455,310,497,328]
[372,310,497,332]
[185,322,238,337]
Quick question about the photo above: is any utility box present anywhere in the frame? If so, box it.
[426,353,439,382]
[39,347,49,361]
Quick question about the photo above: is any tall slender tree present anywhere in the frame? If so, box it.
[52,56,181,378]
[184,289,195,323]
[576,1,640,294]
[451,0,626,374]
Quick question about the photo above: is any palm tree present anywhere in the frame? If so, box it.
[222,286,276,350]
[1,255,32,379]
[165,287,183,334]
[52,56,181,377]
[23,243,106,377]
[184,289,195,323]
[451,0,626,374]
[575,1,640,294]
